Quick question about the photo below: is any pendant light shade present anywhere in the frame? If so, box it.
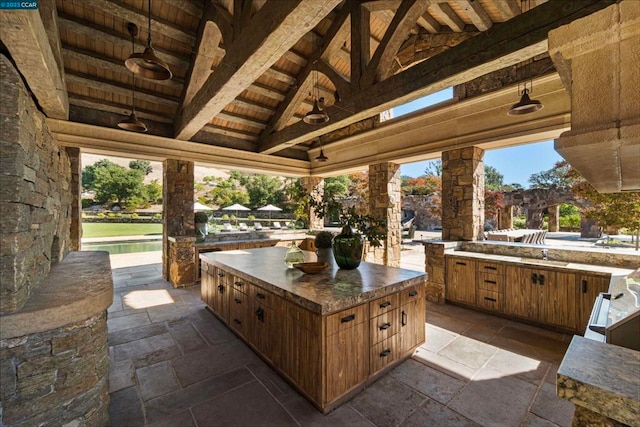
[304,100,329,124]
[119,23,147,132]
[315,148,328,162]
[508,88,543,116]
[125,0,172,81]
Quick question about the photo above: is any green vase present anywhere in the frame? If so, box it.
[332,226,364,269]
[284,241,305,268]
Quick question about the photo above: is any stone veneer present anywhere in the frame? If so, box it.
[0,54,72,314]
[300,176,325,230]
[66,147,82,251]
[441,147,484,241]
[162,159,194,281]
[167,236,196,287]
[367,162,401,267]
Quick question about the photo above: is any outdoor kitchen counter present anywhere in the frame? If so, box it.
[200,246,427,315]
[557,335,640,426]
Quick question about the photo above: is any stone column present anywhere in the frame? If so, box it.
[581,218,602,238]
[162,159,194,282]
[300,176,324,230]
[498,205,514,230]
[441,147,485,241]
[66,147,82,251]
[548,205,560,232]
[549,2,640,192]
[367,162,401,267]
[526,208,544,229]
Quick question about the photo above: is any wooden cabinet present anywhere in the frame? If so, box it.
[505,266,577,330]
[206,266,229,323]
[446,257,476,305]
[229,287,249,337]
[576,273,611,332]
[398,285,426,354]
[476,261,505,312]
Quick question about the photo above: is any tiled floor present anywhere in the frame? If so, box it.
[107,260,575,427]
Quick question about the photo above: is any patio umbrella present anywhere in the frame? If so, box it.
[258,204,282,220]
[194,202,214,211]
[223,203,250,224]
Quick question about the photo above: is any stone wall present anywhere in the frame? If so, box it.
[300,176,325,230]
[163,159,194,280]
[367,163,401,267]
[0,312,109,426]
[402,195,441,230]
[0,54,72,314]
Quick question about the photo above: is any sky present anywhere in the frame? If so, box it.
[392,89,564,188]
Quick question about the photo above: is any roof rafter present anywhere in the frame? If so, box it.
[460,0,492,31]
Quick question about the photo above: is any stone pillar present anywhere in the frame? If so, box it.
[498,205,514,230]
[300,176,324,230]
[548,205,560,232]
[162,160,194,282]
[168,236,196,287]
[526,208,544,229]
[441,147,485,241]
[66,147,82,251]
[581,218,602,238]
[367,162,401,267]
[549,2,640,192]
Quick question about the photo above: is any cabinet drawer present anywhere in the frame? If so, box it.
[327,304,366,336]
[231,276,249,292]
[400,285,423,306]
[250,285,283,311]
[215,267,229,284]
[370,309,399,345]
[478,272,504,293]
[369,293,399,317]
[477,261,504,276]
[370,335,398,374]
[477,289,502,312]
[229,288,248,335]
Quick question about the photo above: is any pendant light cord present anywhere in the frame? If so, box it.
[130,27,137,114]
[147,0,152,48]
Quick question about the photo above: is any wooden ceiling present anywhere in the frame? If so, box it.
[49,0,609,163]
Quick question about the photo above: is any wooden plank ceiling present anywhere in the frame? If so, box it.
[57,0,558,161]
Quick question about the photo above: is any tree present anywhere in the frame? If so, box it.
[92,163,145,204]
[205,178,249,207]
[144,179,162,204]
[402,176,440,196]
[502,183,524,191]
[245,174,285,208]
[528,161,576,188]
[484,165,504,191]
[424,159,442,177]
[129,160,153,175]
[82,158,114,190]
[324,176,350,200]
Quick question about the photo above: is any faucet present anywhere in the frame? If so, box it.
[541,249,548,260]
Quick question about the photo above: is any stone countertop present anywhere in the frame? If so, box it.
[0,251,114,340]
[447,250,634,277]
[557,335,640,426]
[195,238,278,247]
[200,247,427,315]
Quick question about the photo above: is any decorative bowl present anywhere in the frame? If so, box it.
[293,262,329,274]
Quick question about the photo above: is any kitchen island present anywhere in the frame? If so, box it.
[199,247,427,413]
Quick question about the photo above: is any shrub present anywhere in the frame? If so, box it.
[221,214,229,220]
[81,198,93,209]
[195,212,209,223]
[247,214,256,220]
[107,213,116,218]
[560,214,581,228]
[96,212,105,218]
[153,213,162,219]
[314,231,334,248]
[131,213,139,219]
[513,216,526,229]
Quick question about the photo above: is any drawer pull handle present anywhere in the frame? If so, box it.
[379,301,392,308]
[379,322,391,331]
[341,314,356,323]
[531,273,538,284]
[409,290,418,297]
[456,262,466,266]
[380,349,391,357]
[484,266,497,271]
[538,274,545,285]
[402,310,407,326]
[234,319,241,325]
[256,293,266,299]
[217,272,225,277]
[255,308,264,322]
[484,280,497,285]
[234,298,242,304]
[234,281,244,287]
[582,280,588,294]
[218,285,224,294]
[484,297,497,302]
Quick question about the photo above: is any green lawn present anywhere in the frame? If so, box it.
[82,223,163,238]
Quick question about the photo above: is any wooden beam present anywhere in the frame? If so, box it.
[230,97,274,116]
[62,44,184,91]
[260,4,351,135]
[417,13,441,33]
[202,124,259,141]
[0,9,69,119]
[216,111,267,129]
[175,0,341,141]
[80,0,195,47]
[259,0,615,153]
[362,0,431,85]
[460,0,492,31]
[57,13,192,70]
[351,3,370,90]
[69,104,173,137]
[362,0,402,12]
[263,67,297,86]
[430,2,465,32]
[317,60,351,100]
[65,72,180,106]
[164,0,203,19]
[68,93,173,123]
[492,0,522,21]
[393,31,479,73]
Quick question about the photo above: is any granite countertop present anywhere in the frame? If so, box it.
[557,335,640,426]
[447,251,634,276]
[195,238,277,247]
[200,247,427,315]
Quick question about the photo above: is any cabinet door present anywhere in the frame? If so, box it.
[200,263,212,306]
[229,288,248,337]
[577,273,610,333]
[538,270,577,330]
[399,296,426,354]
[504,266,538,319]
[285,304,322,404]
[446,258,477,305]
[212,268,229,323]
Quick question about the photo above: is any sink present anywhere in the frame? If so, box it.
[519,258,569,267]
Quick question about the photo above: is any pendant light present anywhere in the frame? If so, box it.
[315,139,328,162]
[125,0,172,81]
[507,87,543,116]
[119,23,148,132]
[303,61,329,124]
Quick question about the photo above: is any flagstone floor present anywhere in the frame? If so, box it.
[107,258,575,427]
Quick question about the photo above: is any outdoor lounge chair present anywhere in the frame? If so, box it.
[221,223,233,232]
[254,222,263,231]
[239,223,248,231]
[271,222,282,229]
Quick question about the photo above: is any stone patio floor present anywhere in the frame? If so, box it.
[107,253,575,427]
